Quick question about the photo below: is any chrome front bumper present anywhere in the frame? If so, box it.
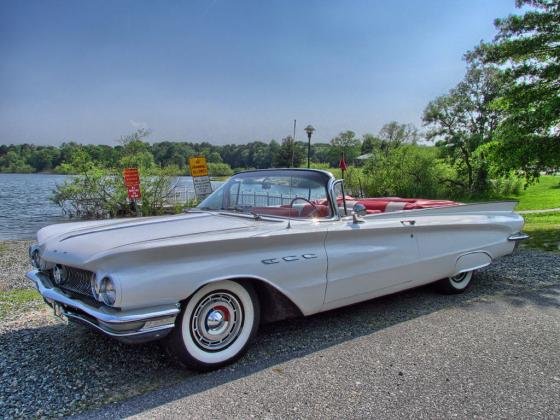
[27,270,179,344]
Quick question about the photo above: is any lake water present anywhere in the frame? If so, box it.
[0,173,213,240]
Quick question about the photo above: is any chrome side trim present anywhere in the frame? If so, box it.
[508,232,530,241]
[27,270,179,324]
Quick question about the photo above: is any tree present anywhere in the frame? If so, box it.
[54,146,96,174]
[207,151,223,163]
[470,0,560,180]
[362,145,452,198]
[28,146,60,172]
[248,141,273,168]
[423,64,503,193]
[330,130,361,163]
[0,150,34,173]
[361,134,382,155]
[379,122,420,150]
[311,143,334,165]
[268,140,280,167]
[272,136,305,167]
[118,129,155,169]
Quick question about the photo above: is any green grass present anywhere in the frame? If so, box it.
[0,288,42,319]
[521,211,560,253]
[461,175,560,210]
[514,176,560,211]
[524,211,560,224]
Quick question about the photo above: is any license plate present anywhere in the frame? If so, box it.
[52,303,67,323]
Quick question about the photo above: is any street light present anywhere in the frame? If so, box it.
[304,125,315,168]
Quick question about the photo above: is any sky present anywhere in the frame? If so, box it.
[0,0,518,146]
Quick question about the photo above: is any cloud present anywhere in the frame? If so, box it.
[129,120,149,130]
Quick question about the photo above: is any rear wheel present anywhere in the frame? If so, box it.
[166,280,260,371]
[435,270,474,294]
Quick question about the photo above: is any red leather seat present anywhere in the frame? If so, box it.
[347,197,460,213]
[254,197,459,217]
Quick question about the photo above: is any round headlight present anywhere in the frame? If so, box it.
[30,248,41,269]
[99,277,117,306]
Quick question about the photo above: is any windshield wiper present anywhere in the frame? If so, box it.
[223,207,261,220]
[195,206,261,220]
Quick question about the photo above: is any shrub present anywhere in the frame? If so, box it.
[51,167,127,218]
[51,166,180,218]
[207,162,234,177]
[490,176,523,197]
[361,145,455,198]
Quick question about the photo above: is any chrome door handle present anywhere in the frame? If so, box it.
[400,220,416,226]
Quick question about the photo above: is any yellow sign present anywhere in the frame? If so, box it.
[188,157,209,177]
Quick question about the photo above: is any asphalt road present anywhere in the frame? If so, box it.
[75,250,560,419]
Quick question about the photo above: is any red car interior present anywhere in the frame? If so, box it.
[252,196,459,218]
[348,197,460,213]
[314,196,460,215]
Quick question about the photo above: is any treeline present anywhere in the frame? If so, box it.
[0,124,409,176]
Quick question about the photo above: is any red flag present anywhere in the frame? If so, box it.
[339,158,347,171]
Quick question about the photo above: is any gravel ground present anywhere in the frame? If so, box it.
[0,246,559,419]
[0,241,33,291]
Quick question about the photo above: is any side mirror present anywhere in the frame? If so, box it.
[352,203,367,223]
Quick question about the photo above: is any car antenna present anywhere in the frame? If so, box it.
[291,119,296,168]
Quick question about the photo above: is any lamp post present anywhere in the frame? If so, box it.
[304,125,315,168]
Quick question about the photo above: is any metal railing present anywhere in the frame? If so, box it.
[167,186,198,204]
[237,192,295,207]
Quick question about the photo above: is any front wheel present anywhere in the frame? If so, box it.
[434,270,474,294]
[166,280,260,371]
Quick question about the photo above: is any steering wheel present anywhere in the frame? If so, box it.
[289,197,319,218]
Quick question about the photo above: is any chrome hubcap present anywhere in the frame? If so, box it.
[191,292,243,351]
[207,309,225,330]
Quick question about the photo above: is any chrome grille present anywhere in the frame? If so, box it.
[59,267,95,298]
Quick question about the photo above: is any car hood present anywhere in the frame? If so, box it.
[37,212,280,266]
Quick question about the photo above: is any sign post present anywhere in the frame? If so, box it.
[188,157,212,200]
[123,168,142,216]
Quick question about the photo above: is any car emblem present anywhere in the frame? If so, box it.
[261,253,318,265]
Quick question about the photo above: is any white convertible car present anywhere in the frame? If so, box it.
[27,169,528,370]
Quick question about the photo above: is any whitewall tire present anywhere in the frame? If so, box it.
[435,270,474,294]
[166,280,260,371]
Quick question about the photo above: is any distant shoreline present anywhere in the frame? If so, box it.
[0,172,228,181]
[0,171,61,175]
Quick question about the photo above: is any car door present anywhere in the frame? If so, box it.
[257,219,330,314]
[323,203,420,306]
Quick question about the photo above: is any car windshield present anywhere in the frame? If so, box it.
[197,170,333,219]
